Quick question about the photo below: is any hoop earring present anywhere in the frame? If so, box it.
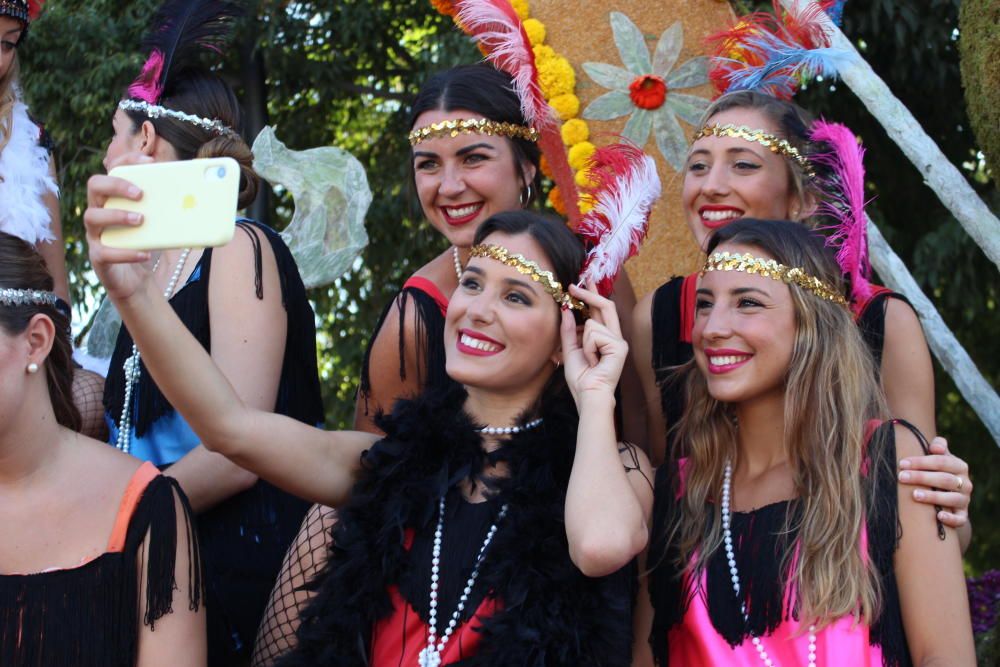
[520,184,533,208]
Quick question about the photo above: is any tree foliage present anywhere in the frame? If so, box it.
[18,0,999,570]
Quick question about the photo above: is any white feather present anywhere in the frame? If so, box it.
[454,0,554,129]
[0,92,58,245]
[579,154,661,286]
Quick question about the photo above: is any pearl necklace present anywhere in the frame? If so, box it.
[115,249,192,454]
[452,246,463,280]
[418,495,508,667]
[476,417,543,436]
[722,461,817,667]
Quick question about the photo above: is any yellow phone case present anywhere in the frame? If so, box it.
[102,157,240,250]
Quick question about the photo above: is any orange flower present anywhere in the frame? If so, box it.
[431,0,457,17]
[628,74,667,110]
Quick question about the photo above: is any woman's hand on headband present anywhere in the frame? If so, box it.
[898,436,972,528]
[560,282,628,409]
[84,153,156,303]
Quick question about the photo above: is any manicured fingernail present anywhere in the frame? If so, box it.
[128,212,142,223]
[138,252,151,261]
[914,490,925,500]
[898,471,911,482]
[128,186,141,198]
[937,511,948,521]
[899,459,911,469]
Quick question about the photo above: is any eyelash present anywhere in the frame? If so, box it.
[738,297,763,308]
[0,41,16,53]
[695,298,713,311]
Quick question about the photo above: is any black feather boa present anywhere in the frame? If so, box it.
[277,382,635,667]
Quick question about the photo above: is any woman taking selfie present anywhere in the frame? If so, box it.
[94,1,324,662]
[0,231,203,666]
[84,204,653,665]
[632,219,975,666]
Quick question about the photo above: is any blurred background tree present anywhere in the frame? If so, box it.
[19,0,998,571]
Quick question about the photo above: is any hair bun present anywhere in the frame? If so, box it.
[196,134,259,209]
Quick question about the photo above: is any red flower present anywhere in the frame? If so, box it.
[628,74,668,110]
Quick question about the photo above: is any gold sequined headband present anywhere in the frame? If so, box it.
[408,118,540,146]
[701,251,848,306]
[692,123,815,178]
[470,244,586,310]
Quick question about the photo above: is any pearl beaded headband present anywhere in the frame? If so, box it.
[408,118,539,146]
[692,123,815,178]
[118,99,241,140]
[701,251,848,306]
[0,287,70,317]
[469,243,585,310]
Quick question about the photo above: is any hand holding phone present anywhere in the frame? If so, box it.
[101,157,240,250]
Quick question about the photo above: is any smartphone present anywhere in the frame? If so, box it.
[101,157,239,250]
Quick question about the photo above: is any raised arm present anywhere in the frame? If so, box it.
[84,171,376,507]
[891,423,975,666]
[562,284,653,578]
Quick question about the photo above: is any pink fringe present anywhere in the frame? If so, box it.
[809,119,873,302]
[127,50,166,104]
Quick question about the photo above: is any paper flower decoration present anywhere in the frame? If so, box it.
[582,12,712,170]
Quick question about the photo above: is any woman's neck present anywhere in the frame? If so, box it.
[734,391,787,477]
[463,387,538,453]
[0,396,66,487]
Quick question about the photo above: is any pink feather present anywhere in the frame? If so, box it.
[453,0,581,227]
[577,143,661,296]
[808,120,873,302]
[127,50,166,103]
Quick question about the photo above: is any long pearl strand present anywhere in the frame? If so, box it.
[452,246,464,280]
[722,461,817,667]
[115,249,192,454]
[418,496,508,667]
[476,418,543,436]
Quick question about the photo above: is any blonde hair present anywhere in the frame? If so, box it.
[0,54,19,154]
[668,219,889,627]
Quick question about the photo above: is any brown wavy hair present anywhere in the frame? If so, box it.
[669,218,888,627]
[0,231,80,431]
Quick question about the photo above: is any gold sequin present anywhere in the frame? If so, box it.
[692,124,815,177]
[701,251,848,306]
[409,118,540,146]
[469,244,585,310]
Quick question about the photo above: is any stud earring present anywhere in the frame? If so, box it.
[27,362,39,374]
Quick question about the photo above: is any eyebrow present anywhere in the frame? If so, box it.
[2,28,22,38]
[465,265,540,295]
[696,286,772,297]
[688,146,763,159]
[412,142,498,160]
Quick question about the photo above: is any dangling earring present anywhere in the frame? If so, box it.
[27,362,39,374]
[519,184,533,208]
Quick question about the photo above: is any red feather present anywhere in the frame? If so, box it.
[453,0,581,227]
[577,142,660,296]
[28,0,44,20]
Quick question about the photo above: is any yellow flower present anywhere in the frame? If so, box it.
[538,56,575,99]
[523,18,546,46]
[510,0,530,20]
[532,44,556,66]
[579,195,595,215]
[548,186,566,216]
[575,168,597,189]
[560,118,589,146]
[549,94,580,121]
[568,141,596,171]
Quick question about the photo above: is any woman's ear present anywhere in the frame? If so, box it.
[138,120,159,157]
[24,313,56,370]
[521,160,538,189]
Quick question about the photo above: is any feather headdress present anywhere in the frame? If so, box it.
[707,0,849,99]
[808,120,873,302]
[453,0,582,227]
[576,142,660,296]
[127,0,244,104]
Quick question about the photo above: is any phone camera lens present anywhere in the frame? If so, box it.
[216,166,227,179]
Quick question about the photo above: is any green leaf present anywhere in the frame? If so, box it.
[610,11,651,76]
[622,108,653,146]
[582,90,635,121]
[653,109,687,171]
[652,22,683,79]
[582,61,634,91]
[666,92,711,126]
[666,56,709,89]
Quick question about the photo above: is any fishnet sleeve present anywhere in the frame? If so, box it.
[73,368,109,441]
[251,503,338,667]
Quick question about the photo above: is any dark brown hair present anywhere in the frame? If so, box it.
[0,231,80,431]
[123,69,259,208]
